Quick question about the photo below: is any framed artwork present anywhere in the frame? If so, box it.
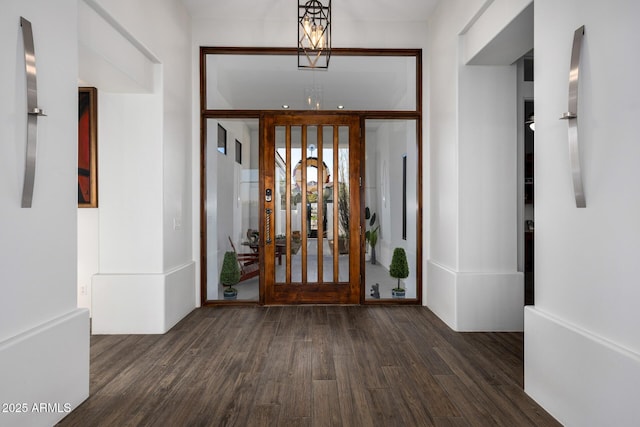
[235,139,242,164]
[78,87,98,207]
[218,124,227,154]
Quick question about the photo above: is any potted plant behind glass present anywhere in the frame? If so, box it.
[390,247,409,298]
[365,207,380,264]
[220,251,241,299]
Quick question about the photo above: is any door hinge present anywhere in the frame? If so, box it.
[359,176,362,187]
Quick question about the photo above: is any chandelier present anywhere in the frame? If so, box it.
[304,86,323,110]
[298,0,331,69]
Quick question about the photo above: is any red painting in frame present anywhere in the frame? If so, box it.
[78,87,98,207]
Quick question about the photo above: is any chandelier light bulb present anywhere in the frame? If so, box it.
[310,23,318,47]
[316,24,325,49]
[303,15,311,42]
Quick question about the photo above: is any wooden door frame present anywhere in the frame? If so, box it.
[199,47,423,306]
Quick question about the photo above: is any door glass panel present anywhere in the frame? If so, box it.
[273,124,353,286]
[364,120,418,300]
[335,126,350,282]
[205,118,259,302]
[274,125,287,283]
[306,126,319,283]
[321,129,333,282]
[319,126,333,282]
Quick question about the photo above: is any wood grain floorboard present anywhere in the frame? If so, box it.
[57,306,560,427]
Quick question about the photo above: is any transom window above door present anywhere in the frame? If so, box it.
[202,48,419,112]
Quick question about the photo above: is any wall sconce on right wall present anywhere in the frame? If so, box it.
[559,25,586,208]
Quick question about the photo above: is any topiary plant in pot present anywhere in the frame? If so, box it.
[389,247,409,298]
[220,251,241,299]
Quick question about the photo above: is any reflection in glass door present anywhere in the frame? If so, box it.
[263,114,361,304]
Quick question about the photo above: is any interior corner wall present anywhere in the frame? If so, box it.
[525,0,640,424]
[426,0,523,332]
[0,1,89,425]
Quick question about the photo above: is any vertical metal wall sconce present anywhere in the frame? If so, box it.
[20,17,46,208]
[559,25,586,208]
[298,0,331,69]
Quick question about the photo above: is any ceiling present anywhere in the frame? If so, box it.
[181,0,440,22]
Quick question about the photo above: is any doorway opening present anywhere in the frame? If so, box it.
[519,53,534,306]
[524,99,534,305]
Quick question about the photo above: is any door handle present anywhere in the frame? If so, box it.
[265,208,272,244]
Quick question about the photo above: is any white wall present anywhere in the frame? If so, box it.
[0,1,89,425]
[426,0,526,331]
[458,64,518,273]
[525,0,640,424]
[427,0,485,272]
[99,92,164,272]
[83,0,196,333]
[77,209,99,310]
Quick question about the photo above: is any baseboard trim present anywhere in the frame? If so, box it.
[92,262,196,334]
[525,307,640,426]
[426,260,524,331]
[0,309,89,427]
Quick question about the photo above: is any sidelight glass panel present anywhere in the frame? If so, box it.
[364,120,418,300]
[205,118,260,302]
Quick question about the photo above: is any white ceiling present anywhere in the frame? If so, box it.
[181,0,439,22]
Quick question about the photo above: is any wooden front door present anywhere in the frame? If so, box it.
[262,114,362,304]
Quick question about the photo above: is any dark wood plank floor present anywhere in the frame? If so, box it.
[58,306,560,426]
